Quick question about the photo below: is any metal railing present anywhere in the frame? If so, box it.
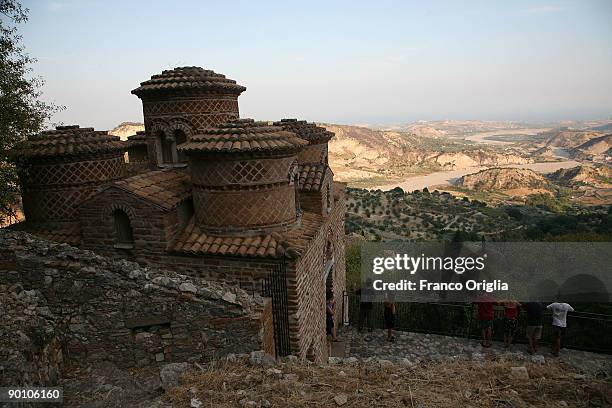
[347,292,612,354]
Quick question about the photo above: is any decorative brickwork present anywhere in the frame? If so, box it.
[133,67,246,167]
[181,119,308,235]
[190,157,295,187]
[13,126,126,226]
[143,98,239,116]
[192,184,298,232]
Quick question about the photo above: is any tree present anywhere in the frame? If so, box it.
[1,0,61,224]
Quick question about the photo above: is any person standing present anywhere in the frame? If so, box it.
[326,291,338,342]
[547,300,574,356]
[503,300,521,348]
[475,293,495,348]
[356,279,374,332]
[383,293,396,342]
[524,302,544,354]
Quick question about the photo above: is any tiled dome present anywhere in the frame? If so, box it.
[178,119,308,154]
[14,125,125,159]
[273,119,334,144]
[131,66,246,98]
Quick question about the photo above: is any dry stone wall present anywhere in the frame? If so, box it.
[0,231,272,383]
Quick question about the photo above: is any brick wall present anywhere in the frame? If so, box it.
[285,184,346,362]
[79,187,177,260]
[20,153,126,224]
[299,169,332,215]
[297,143,326,164]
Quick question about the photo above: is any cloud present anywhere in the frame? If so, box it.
[46,1,68,11]
[523,5,565,14]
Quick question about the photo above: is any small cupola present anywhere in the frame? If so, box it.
[179,119,308,235]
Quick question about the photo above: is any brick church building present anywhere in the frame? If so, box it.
[12,67,346,362]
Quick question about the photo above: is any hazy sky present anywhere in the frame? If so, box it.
[17,0,612,129]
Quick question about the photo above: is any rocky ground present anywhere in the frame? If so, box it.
[57,328,612,407]
[341,327,612,377]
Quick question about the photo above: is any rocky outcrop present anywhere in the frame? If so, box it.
[458,168,548,191]
[548,165,612,188]
[109,122,145,140]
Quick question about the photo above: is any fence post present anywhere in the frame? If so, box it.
[343,290,349,326]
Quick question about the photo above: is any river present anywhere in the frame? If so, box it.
[372,145,579,192]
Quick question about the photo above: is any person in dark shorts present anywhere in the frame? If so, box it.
[524,302,544,354]
[356,279,374,332]
[383,293,396,342]
[475,293,495,348]
[503,300,521,348]
[326,291,338,341]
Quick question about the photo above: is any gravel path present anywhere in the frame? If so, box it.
[340,327,612,375]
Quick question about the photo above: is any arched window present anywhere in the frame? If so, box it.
[113,209,134,246]
[155,130,176,165]
[288,162,301,217]
[174,130,187,162]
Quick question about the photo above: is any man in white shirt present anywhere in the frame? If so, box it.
[546,301,574,356]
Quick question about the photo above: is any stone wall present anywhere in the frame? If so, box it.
[0,284,63,387]
[0,231,272,377]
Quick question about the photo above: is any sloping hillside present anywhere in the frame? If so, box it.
[542,129,605,150]
[549,165,611,188]
[574,134,612,155]
[458,168,549,191]
[322,124,530,185]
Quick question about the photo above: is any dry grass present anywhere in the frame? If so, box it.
[166,357,611,407]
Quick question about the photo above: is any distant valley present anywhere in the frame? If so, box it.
[110,118,612,205]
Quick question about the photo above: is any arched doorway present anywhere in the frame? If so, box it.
[113,209,134,247]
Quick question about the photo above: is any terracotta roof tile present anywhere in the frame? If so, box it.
[273,119,334,144]
[11,222,82,246]
[13,125,125,159]
[113,169,191,210]
[178,119,308,155]
[127,131,147,147]
[172,212,323,259]
[298,163,326,192]
[132,66,246,98]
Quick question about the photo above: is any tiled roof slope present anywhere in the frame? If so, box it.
[172,212,323,259]
[113,169,191,210]
[13,125,125,159]
[273,119,334,144]
[298,163,326,192]
[178,119,308,155]
[132,66,246,97]
[9,222,81,246]
[127,131,147,147]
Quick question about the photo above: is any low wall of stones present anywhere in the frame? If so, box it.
[0,284,63,387]
[0,230,272,384]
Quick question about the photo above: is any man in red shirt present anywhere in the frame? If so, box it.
[503,300,521,348]
[475,293,496,348]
